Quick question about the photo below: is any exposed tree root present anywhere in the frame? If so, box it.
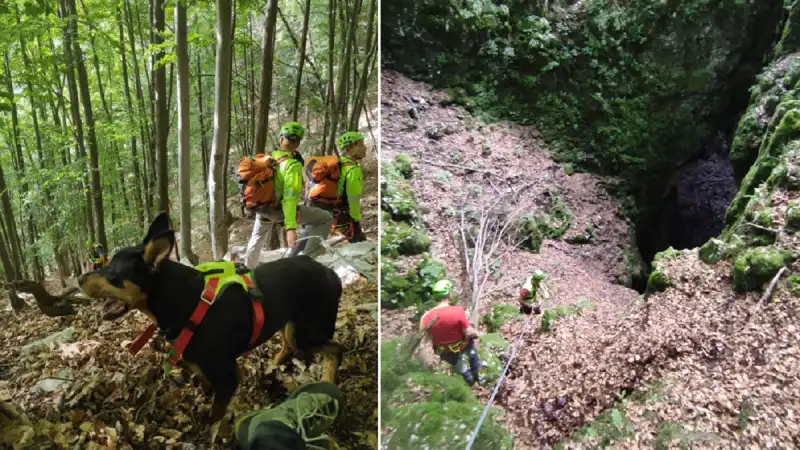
[0,280,86,316]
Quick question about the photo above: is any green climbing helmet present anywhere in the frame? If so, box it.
[280,122,305,141]
[337,131,364,150]
[532,270,546,281]
[86,239,92,249]
[432,279,453,298]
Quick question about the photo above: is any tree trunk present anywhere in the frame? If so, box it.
[222,3,236,221]
[59,0,94,243]
[125,0,153,221]
[253,0,279,155]
[17,11,55,282]
[118,7,145,227]
[291,0,313,121]
[3,54,40,281]
[196,52,211,235]
[66,0,108,251]
[0,226,23,311]
[153,0,169,213]
[349,0,377,130]
[323,0,336,155]
[209,0,233,259]
[0,160,22,282]
[175,0,194,263]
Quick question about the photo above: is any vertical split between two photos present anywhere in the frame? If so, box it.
[2,0,798,449]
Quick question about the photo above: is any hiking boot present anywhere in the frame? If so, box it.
[532,303,542,315]
[235,382,343,448]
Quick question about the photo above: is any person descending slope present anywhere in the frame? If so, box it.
[418,280,482,385]
[242,122,334,268]
[519,269,547,315]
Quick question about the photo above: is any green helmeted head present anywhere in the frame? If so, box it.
[432,279,453,298]
[337,131,364,150]
[280,122,305,141]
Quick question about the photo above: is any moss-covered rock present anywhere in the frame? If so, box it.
[482,304,521,332]
[566,222,595,245]
[395,154,414,179]
[787,274,800,296]
[517,214,544,252]
[477,333,509,385]
[389,371,477,407]
[381,160,419,222]
[727,107,800,226]
[699,238,725,265]
[381,221,431,257]
[773,0,800,59]
[381,337,514,449]
[381,255,448,310]
[732,247,795,293]
[645,271,671,298]
[786,202,800,230]
[385,401,513,450]
[653,247,681,264]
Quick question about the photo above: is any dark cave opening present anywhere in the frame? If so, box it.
[632,126,740,294]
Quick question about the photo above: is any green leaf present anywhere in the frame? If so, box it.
[611,408,623,428]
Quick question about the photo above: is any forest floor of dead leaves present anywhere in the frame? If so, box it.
[0,204,378,449]
[381,70,800,449]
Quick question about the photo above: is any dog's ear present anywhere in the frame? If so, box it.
[143,231,174,268]
[142,211,174,268]
[143,211,172,243]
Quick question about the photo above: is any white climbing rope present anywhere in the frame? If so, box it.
[464,313,534,450]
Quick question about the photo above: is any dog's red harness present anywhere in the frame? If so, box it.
[128,267,265,368]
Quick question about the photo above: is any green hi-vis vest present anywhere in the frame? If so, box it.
[194,261,256,299]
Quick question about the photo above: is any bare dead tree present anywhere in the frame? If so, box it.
[458,193,529,324]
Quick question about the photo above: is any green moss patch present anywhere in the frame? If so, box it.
[381,160,419,222]
[732,246,795,293]
[786,273,800,296]
[482,303,521,332]
[645,271,671,298]
[395,154,414,179]
[541,297,596,331]
[477,333,509,385]
[381,337,514,449]
[381,256,448,310]
[785,202,800,230]
[381,221,431,257]
[384,401,512,450]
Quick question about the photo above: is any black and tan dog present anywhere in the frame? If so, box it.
[78,212,344,422]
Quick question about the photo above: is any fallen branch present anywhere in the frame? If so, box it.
[744,222,782,235]
[0,280,84,317]
[759,267,787,305]
[746,267,787,327]
[422,159,499,175]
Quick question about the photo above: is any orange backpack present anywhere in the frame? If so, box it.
[236,153,291,211]
[304,156,355,208]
